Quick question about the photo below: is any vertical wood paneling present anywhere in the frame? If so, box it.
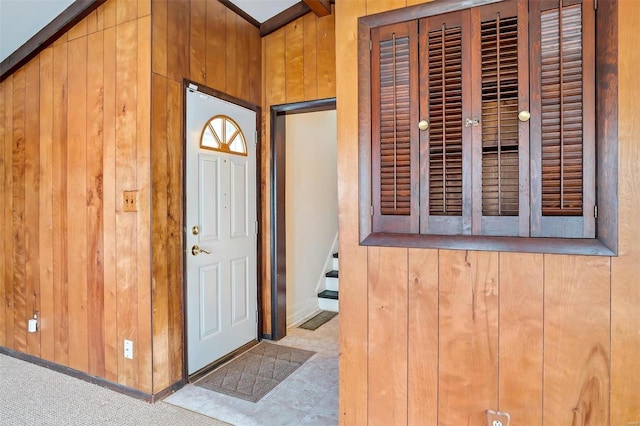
[136,15,153,394]
[166,0,189,82]
[87,30,105,378]
[138,0,151,18]
[151,0,167,76]
[265,28,287,106]
[103,24,118,383]
[611,2,640,423]
[205,0,227,91]
[248,21,261,106]
[315,13,336,99]
[12,69,27,355]
[38,47,55,363]
[499,252,544,423]
[117,0,138,24]
[52,43,69,366]
[543,255,610,424]
[3,76,14,350]
[66,35,89,373]
[438,250,499,425]
[190,0,206,83]
[24,59,41,358]
[285,18,305,103]
[407,249,438,425]
[115,18,138,388]
[102,0,117,29]
[151,73,170,391]
[166,78,183,384]
[335,0,367,424]
[0,79,5,348]
[368,247,408,425]
[302,13,318,100]
[236,18,252,99]
[225,9,238,96]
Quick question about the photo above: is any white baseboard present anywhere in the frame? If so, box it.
[287,297,320,328]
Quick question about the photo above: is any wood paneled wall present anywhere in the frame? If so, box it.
[0,0,153,393]
[261,11,336,335]
[336,0,639,424]
[150,0,262,391]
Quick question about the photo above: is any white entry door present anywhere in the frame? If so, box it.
[186,87,258,374]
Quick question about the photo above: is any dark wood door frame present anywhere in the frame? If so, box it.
[269,97,337,340]
[182,79,263,380]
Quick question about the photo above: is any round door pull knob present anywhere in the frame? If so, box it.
[518,110,531,122]
[418,120,429,131]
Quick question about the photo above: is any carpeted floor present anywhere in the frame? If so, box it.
[0,353,230,426]
[195,342,315,402]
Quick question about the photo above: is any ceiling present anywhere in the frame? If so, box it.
[0,0,299,63]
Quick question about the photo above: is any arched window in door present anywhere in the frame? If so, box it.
[200,115,247,156]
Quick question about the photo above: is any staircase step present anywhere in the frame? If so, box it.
[318,290,338,300]
[325,270,339,279]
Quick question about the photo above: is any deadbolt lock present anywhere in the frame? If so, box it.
[192,225,200,235]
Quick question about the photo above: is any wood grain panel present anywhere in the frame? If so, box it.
[285,17,305,103]
[86,10,98,34]
[315,13,335,99]
[12,69,27,355]
[38,47,55,363]
[166,78,183,384]
[205,0,227,92]
[167,0,189,82]
[52,42,69,366]
[302,13,317,100]
[3,76,14,350]
[543,255,610,424]
[67,18,88,41]
[499,252,543,423]
[138,0,151,18]
[0,78,5,348]
[101,0,117,29]
[103,25,118,383]
[248,20,261,106]
[236,17,252,100]
[611,1,640,422]
[67,35,89,373]
[115,18,138,388]
[265,28,286,106]
[136,14,152,394]
[407,248,438,425]
[151,0,167,77]
[151,73,170,391]
[117,0,138,24]
[438,250,499,425]
[366,0,406,15]
[190,0,207,83]
[367,246,408,425]
[86,30,105,378]
[24,58,41,357]
[335,0,367,423]
[225,8,238,96]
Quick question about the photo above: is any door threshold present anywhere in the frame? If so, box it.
[188,339,260,382]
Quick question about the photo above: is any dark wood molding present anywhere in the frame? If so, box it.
[218,0,261,28]
[270,98,337,341]
[0,346,163,401]
[303,0,332,17]
[181,79,264,376]
[260,2,311,37]
[0,0,106,82]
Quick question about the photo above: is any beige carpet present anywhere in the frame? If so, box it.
[0,353,230,426]
[194,342,315,403]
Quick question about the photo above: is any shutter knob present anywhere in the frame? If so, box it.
[518,110,531,122]
[418,120,429,131]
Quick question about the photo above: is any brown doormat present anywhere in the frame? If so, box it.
[194,342,315,403]
[298,311,338,330]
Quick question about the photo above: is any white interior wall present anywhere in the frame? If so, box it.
[285,109,338,326]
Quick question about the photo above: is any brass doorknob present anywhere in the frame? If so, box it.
[191,245,211,256]
[418,120,429,131]
[518,110,531,122]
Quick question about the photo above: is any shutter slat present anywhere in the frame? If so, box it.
[540,3,584,216]
[481,12,520,217]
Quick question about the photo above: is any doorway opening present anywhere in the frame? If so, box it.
[270,98,337,340]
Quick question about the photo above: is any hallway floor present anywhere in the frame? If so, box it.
[164,314,339,426]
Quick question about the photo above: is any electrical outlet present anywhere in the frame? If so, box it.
[123,191,137,212]
[124,339,134,359]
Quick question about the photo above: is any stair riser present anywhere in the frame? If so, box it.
[332,257,339,270]
[319,297,339,313]
[325,277,339,292]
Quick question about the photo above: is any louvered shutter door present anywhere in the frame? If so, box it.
[476,0,529,236]
[371,22,419,234]
[420,12,470,235]
[530,0,595,238]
